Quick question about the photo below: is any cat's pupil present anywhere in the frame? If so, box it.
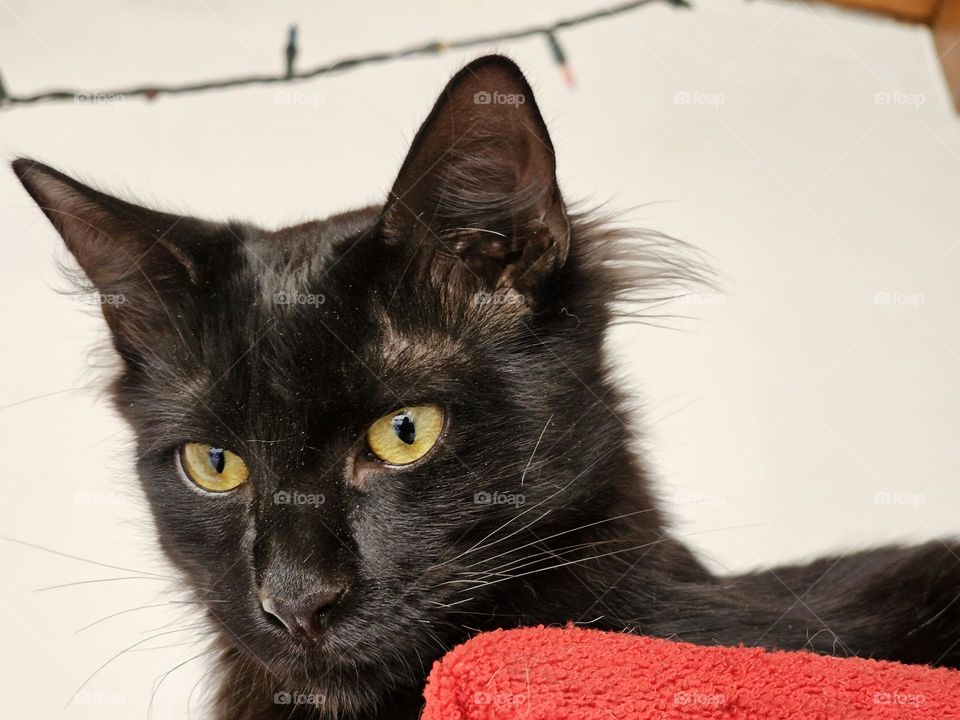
[208,447,226,473]
[392,414,416,445]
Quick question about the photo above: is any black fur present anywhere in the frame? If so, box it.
[13,56,960,720]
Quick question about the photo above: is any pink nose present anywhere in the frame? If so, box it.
[260,586,344,641]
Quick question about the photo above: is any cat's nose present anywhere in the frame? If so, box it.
[260,585,345,641]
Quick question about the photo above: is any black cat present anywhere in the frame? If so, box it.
[14,55,960,720]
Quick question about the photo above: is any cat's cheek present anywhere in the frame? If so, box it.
[169,465,256,546]
[134,452,253,579]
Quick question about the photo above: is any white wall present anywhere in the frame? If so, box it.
[1,0,958,716]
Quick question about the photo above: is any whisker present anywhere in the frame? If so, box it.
[461,537,636,579]
[426,596,475,609]
[187,658,221,719]
[457,524,762,595]
[0,534,171,578]
[461,506,657,571]
[520,414,553,487]
[0,384,97,411]
[429,446,617,571]
[148,647,217,720]
[130,639,213,652]
[35,576,173,592]
[64,624,211,709]
[76,602,178,633]
[457,539,668,593]
[75,599,222,633]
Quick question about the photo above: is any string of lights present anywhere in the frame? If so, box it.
[0,0,688,109]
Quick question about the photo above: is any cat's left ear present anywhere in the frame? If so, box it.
[381,55,569,300]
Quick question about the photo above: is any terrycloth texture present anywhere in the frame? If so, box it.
[422,626,960,719]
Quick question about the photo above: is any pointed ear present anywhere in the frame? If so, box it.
[381,55,569,301]
[13,159,215,361]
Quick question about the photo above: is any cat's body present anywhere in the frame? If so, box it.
[14,56,960,720]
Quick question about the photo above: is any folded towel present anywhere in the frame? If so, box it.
[422,625,960,719]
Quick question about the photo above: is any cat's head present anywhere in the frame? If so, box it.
[14,56,691,716]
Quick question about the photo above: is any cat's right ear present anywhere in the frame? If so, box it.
[12,159,212,361]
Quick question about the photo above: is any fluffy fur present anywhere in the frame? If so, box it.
[13,56,960,720]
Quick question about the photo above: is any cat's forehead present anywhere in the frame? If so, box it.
[374,312,464,372]
[245,219,348,290]
[165,239,457,411]
[243,215,472,369]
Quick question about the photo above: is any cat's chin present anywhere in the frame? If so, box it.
[216,615,424,718]
[265,644,415,719]
[270,666,384,720]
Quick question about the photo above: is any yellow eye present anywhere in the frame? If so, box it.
[366,404,443,465]
[180,443,249,492]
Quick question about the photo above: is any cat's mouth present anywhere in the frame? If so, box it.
[209,587,444,697]
[209,590,401,667]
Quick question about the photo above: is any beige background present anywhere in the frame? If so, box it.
[1,0,959,717]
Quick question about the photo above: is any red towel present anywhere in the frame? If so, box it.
[422,625,960,719]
